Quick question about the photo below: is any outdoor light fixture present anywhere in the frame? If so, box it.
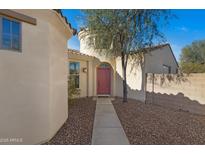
[83,68,87,73]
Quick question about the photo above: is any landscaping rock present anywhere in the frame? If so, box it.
[45,98,96,145]
[113,98,205,144]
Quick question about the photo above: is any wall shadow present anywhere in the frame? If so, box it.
[116,72,145,102]
[147,73,189,86]
[146,73,205,115]
[146,92,205,115]
[116,70,205,116]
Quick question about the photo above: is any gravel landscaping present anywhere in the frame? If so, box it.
[113,97,205,144]
[46,97,96,145]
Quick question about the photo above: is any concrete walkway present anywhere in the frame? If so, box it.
[91,98,129,145]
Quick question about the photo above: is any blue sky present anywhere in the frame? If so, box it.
[62,9,205,61]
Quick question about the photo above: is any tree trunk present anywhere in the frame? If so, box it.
[122,67,128,103]
[121,52,128,103]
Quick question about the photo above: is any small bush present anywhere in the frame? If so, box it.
[68,79,80,105]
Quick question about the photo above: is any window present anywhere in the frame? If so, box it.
[69,62,80,88]
[0,17,21,51]
[99,62,111,68]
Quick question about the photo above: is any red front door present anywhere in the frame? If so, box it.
[97,67,111,95]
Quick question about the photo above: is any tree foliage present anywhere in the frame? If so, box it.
[81,9,172,102]
[180,40,205,73]
[82,10,171,56]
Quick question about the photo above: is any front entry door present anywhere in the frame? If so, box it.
[97,67,111,95]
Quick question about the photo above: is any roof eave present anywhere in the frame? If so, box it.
[53,9,77,36]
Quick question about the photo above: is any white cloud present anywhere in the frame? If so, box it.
[178,26,188,32]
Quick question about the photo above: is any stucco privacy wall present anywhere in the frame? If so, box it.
[146,73,205,115]
[0,10,72,144]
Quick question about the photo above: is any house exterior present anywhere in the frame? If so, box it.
[68,29,178,101]
[0,10,75,144]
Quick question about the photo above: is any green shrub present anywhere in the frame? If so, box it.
[179,40,205,73]
[180,62,205,74]
[68,79,80,105]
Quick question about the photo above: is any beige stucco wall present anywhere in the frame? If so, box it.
[68,52,96,97]
[48,22,69,138]
[0,10,72,144]
[78,30,178,102]
[115,57,145,102]
[78,31,117,97]
[79,30,139,99]
[68,52,118,97]
[146,73,205,115]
